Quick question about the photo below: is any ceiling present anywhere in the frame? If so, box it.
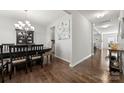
[0,10,120,33]
[0,10,66,27]
[78,10,120,34]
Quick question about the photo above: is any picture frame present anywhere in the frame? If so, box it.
[57,19,70,40]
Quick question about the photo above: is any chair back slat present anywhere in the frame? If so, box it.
[2,44,14,53]
[9,45,28,62]
[0,45,3,66]
[29,44,43,57]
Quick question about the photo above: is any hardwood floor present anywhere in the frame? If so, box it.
[2,49,124,83]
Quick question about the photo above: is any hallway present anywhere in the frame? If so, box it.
[75,49,124,83]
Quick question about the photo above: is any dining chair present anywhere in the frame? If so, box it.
[28,44,43,72]
[43,40,55,64]
[0,45,8,83]
[9,45,28,79]
[2,44,15,71]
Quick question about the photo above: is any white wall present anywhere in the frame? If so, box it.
[0,16,16,44]
[46,13,72,63]
[0,10,93,67]
[0,12,46,45]
[46,11,92,67]
[32,22,46,44]
[119,11,124,48]
[71,13,92,67]
[118,10,124,73]
[94,33,102,49]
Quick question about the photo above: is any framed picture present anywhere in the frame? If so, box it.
[57,19,70,40]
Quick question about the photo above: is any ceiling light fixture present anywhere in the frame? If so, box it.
[96,13,105,18]
[96,11,109,18]
[14,10,35,31]
[100,24,111,28]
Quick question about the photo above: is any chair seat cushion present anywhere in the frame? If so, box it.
[43,51,54,56]
[13,59,26,64]
[3,58,10,62]
[32,56,41,60]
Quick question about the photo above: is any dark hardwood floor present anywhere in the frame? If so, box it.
[2,49,124,83]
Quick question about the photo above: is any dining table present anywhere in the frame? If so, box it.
[2,47,52,59]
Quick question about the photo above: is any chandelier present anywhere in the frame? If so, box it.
[14,10,35,31]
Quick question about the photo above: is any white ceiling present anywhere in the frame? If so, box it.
[0,10,66,27]
[78,10,120,33]
[0,10,120,33]
[78,10,119,23]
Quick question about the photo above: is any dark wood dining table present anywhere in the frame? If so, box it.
[2,47,52,59]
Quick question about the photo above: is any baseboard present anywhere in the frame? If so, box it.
[69,54,92,67]
[55,54,92,67]
[91,53,94,56]
[55,55,70,63]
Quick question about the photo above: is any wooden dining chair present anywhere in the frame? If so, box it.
[0,45,8,83]
[2,44,15,72]
[28,44,43,72]
[9,45,28,79]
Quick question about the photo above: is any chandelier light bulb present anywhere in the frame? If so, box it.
[25,20,30,24]
[30,26,35,31]
[18,21,23,25]
[15,19,34,31]
[18,26,23,30]
[22,23,26,27]
[25,27,29,31]
[14,24,19,28]
[27,23,31,27]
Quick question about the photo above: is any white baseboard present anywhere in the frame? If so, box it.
[55,54,92,67]
[55,55,70,63]
[91,53,94,56]
[69,54,92,67]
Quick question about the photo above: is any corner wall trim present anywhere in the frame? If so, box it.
[55,55,70,63]
[69,54,92,67]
